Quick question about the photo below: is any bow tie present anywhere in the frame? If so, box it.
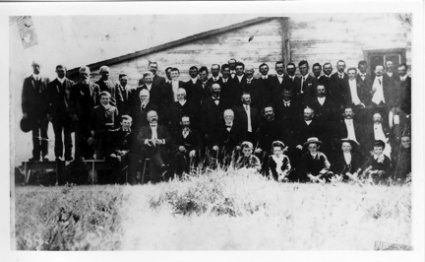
[122,128,130,132]
[277,75,283,78]
[150,124,157,128]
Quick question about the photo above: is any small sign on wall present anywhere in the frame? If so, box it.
[17,16,38,48]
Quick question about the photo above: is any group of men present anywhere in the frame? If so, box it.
[21,58,412,184]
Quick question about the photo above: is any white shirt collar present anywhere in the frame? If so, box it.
[400,75,408,81]
[305,120,312,125]
[57,77,66,84]
[32,74,41,80]
[237,75,244,81]
[386,72,393,77]
[178,100,186,106]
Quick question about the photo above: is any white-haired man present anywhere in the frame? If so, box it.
[130,88,159,131]
[169,88,198,132]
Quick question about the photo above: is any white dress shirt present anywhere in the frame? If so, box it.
[344,119,357,142]
[150,124,158,140]
[371,76,385,105]
[348,79,361,105]
[343,152,352,165]
[191,77,198,84]
[57,77,66,85]
[145,83,152,92]
[277,74,284,84]
[317,97,326,106]
[305,120,312,126]
[237,75,244,83]
[386,72,393,78]
[400,75,407,82]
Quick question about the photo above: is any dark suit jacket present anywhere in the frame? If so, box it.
[297,74,318,103]
[237,78,262,108]
[307,96,337,123]
[90,105,119,133]
[356,74,373,105]
[22,75,50,117]
[257,119,285,152]
[218,77,237,106]
[295,118,322,146]
[136,124,171,149]
[139,74,166,89]
[201,97,232,146]
[130,102,159,131]
[169,101,199,132]
[329,73,348,107]
[233,105,261,136]
[115,83,132,116]
[399,76,411,114]
[362,154,392,178]
[162,80,185,103]
[47,78,76,120]
[332,151,362,177]
[95,79,116,106]
[184,78,203,106]
[273,98,303,127]
[216,122,245,152]
[106,127,132,155]
[72,81,100,122]
[132,84,165,108]
[173,128,201,153]
[363,122,391,151]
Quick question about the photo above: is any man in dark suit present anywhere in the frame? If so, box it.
[132,72,163,111]
[138,61,166,88]
[312,63,322,79]
[169,88,198,133]
[239,65,262,108]
[319,62,334,96]
[115,72,132,116]
[72,66,100,160]
[255,105,285,160]
[201,83,231,151]
[297,60,317,103]
[198,66,212,103]
[228,58,237,79]
[273,88,303,127]
[398,63,411,116]
[329,60,349,109]
[212,109,245,168]
[208,64,222,84]
[294,106,322,151]
[364,112,393,159]
[356,60,373,106]
[307,84,337,125]
[47,64,75,161]
[95,65,116,106]
[172,115,201,176]
[258,63,274,98]
[184,66,203,106]
[21,61,50,162]
[219,64,236,106]
[270,61,286,97]
[106,115,133,184]
[131,110,171,183]
[228,62,247,105]
[129,89,159,132]
[335,106,367,158]
[233,92,261,145]
[166,67,186,103]
[345,67,368,107]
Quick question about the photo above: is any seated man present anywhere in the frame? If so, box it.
[297,137,333,183]
[90,91,120,160]
[131,110,170,183]
[362,140,392,184]
[393,130,411,183]
[106,115,133,184]
[173,115,201,177]
[264,141,291,182]
[234,141,261,171]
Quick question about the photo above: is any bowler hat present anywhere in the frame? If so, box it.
[20,117,33,133]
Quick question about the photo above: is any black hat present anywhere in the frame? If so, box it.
[20,117,33,133]
[373,140,386,149]
[341,138,359,148]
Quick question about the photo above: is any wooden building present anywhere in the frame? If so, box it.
[68,14,412,87]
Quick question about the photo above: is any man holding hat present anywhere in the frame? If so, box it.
[21,61,50,162]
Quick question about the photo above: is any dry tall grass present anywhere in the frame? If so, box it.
[14,169,411,250]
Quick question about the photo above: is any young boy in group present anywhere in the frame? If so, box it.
[362,140,393,184]
[264,141,291,182]
[234,141,261,172]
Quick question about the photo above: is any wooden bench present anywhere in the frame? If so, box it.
[20,159,115,185]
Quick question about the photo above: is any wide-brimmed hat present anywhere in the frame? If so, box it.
[271,141,288,151]
[20,117,33,133]
[241,141,254,149]
[373,140,385,149]
[303,137,322,147]
[340,138,360,147]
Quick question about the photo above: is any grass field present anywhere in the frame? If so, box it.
[13,169,411,250]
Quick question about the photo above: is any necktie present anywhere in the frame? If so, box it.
[223,78,227,83]
[339,74,343,79]
[378,78,382,85]
[247,79,251,84]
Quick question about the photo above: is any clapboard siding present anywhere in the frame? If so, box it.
[289,14,411,70]
[87,18,285,87]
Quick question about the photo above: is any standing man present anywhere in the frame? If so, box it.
[398,63,411,116]
[96,65,116,106]
[219,64,236,105]
[345,67,366,108]
[298,60,317,103]
[312,63,322,79]
[356,60,373,106]
[115,72,132,116]
[146,61,166,88]
[233,92,261,145]
[228,58,237,79]
[319,62,334,96]
[72,66,100,160]
[330,60,349,108]
[270,61,286,97]
[371,65,392,118]
[198,66,212,102]
[184,66,203,107]
[21,61,50,162]
[47,64,75,161]
[208,64,221,83]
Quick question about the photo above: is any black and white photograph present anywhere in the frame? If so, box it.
[2,1,424,261]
